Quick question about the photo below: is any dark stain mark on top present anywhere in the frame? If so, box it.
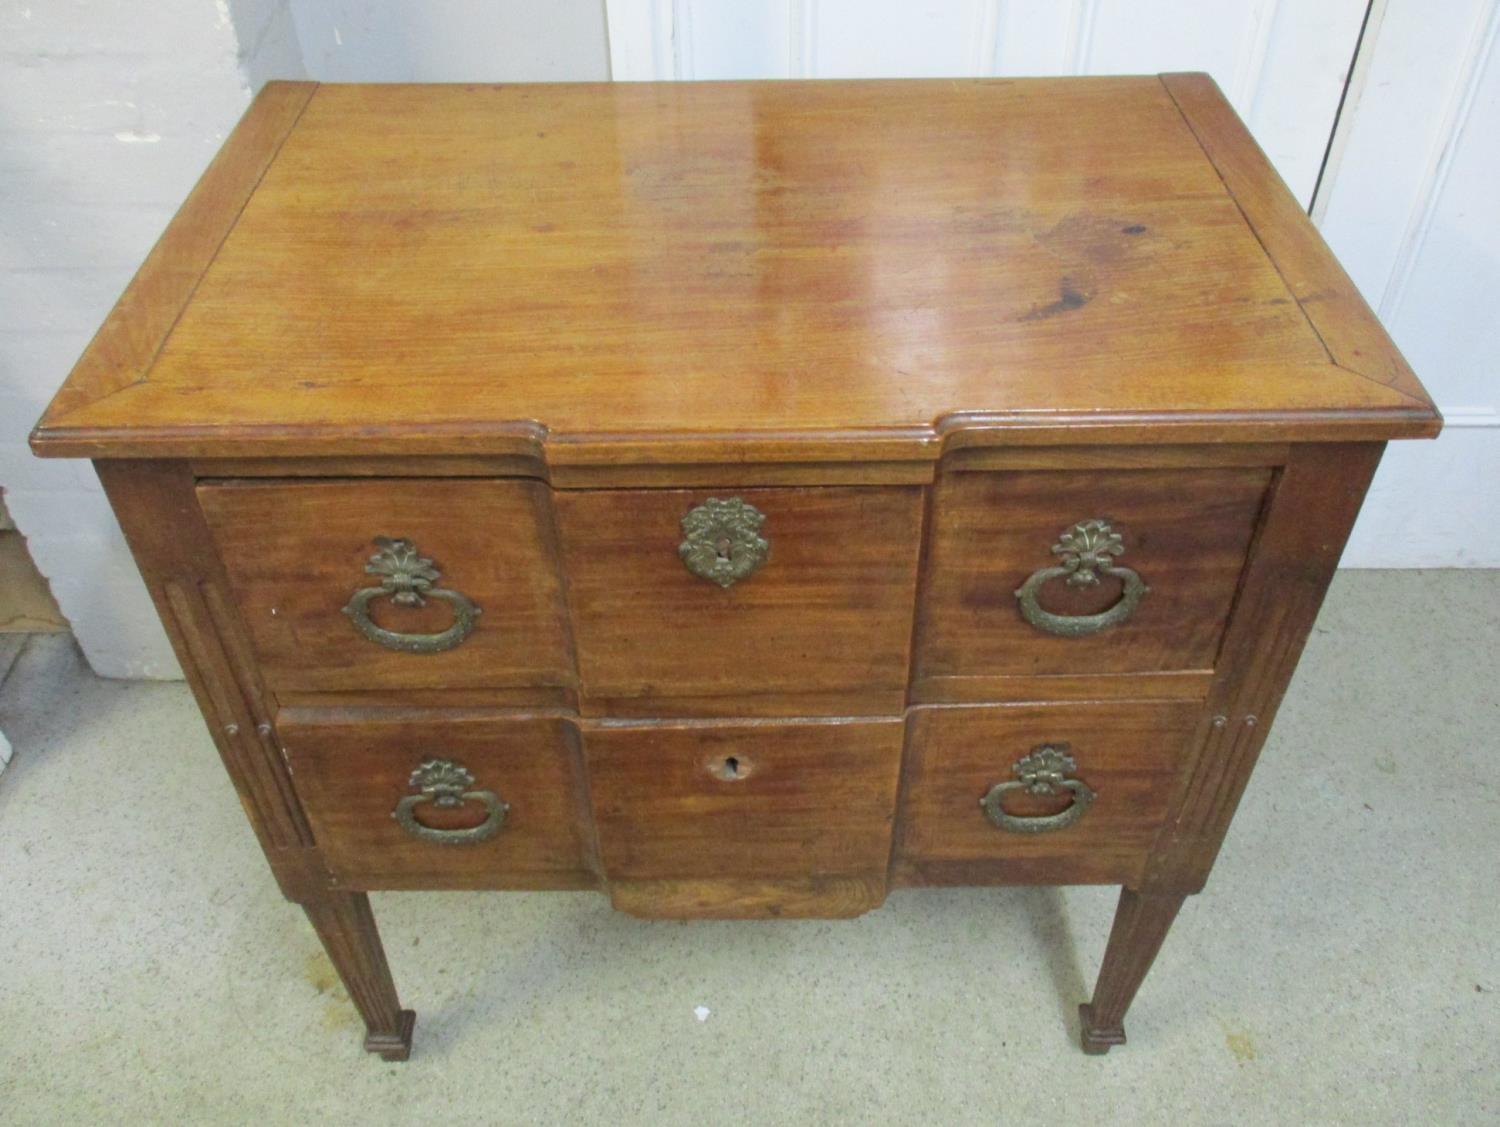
[1020,278,1091,322]
[1122,224,1148,235]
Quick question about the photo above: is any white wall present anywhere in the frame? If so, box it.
[606,0,1367,207]
[225,0,308,92]
[1318,0,1500,567]
[0,0,266,679]
[288,0,610,81]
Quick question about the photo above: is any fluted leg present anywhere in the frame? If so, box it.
[1079,887,1187,1055]
[301,891,415,1060]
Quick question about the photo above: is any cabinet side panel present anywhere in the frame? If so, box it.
[1143,442,1386,893]
[93,459,326,899]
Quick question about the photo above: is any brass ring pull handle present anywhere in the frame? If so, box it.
[342,537,481,654]
[980,744,1096,834]
[1015,519,1148,638]
[679,497,770,588]
[393,759,508,845]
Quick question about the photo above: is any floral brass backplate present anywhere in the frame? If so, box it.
[1014,518,1149,637]
[393,758,508,845]
[981,744,1096,834]
[342,536,481,654]
[678,497,770,588]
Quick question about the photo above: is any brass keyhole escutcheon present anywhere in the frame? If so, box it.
[679,498,770,588]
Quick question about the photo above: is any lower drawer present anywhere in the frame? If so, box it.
[277,713,596,890]
[583,719,904,917]
[894,701,1200,887]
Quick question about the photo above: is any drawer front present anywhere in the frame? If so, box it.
[198,479,572,696]
[584,719,904,911]
[916,468,1270,682]
[555,488,923,715]
[277,714,595,889]
[894,702,1200,886]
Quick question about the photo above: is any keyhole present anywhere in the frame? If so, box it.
[711,755,749,781]
[715,536,733,561]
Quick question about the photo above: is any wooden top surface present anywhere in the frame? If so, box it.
[33,75,1438,462]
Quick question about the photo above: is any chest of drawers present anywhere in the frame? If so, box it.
[31,75,1439,1059]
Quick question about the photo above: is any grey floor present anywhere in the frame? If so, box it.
[0,571,1495,1124]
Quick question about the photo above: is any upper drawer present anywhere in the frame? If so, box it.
[916,468,1271,682]
[197,479,572,696]
[554,487,924,715]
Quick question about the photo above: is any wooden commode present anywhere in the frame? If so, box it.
[31,75,1440,1059]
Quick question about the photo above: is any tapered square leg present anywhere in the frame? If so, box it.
[301,891,416,1060]
[1078,1003,1128,1055]
[363,1009,417,1062]
[1079,888,1187,1054]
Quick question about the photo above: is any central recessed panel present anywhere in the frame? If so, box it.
[583,718,905,918]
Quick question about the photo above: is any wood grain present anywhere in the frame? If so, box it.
[188,456,933,487]
[1144,442,1387,894]
[95,460,419,1054]
[556,487,923,715]
[609,876,887,920]
[1068,444,1384,1050]
[33,78,1438,461]
[197,478,574,696]
[272,686,578,711]
[916,467,1271,679]
[893,702,1200,888]
[93,461,316,864]
[909,670,1214,706]
[38,82,316,424]
[583,718,903,914]
[1162,73,1436,409]
[944,444,1288,472]
[39,79,1444,1057]
[1078,889,1187,1055]
[278,712,597,890]
[300,891,415,1061]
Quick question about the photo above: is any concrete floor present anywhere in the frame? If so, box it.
[0,571,1495,1124]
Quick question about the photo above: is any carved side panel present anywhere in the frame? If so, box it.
[94,460,324,898]
[1143,442,1386,893]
